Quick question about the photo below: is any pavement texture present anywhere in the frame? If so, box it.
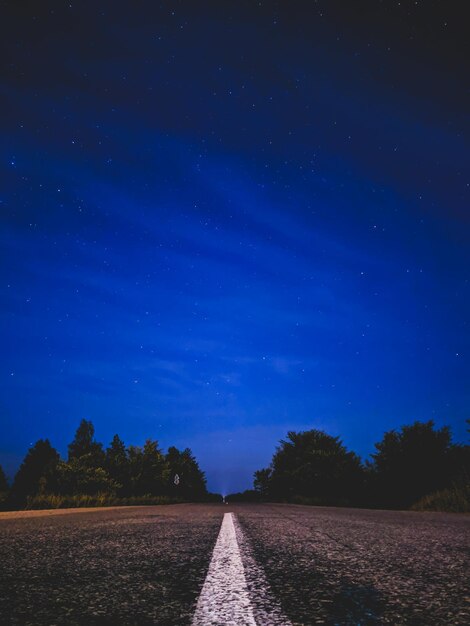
[235,504,470,625]
[0,503,468,625]
[0,504,221,626]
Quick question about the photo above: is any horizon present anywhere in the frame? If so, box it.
[1,417,469,495]
[1,2,469,494]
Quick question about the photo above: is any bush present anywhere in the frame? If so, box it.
[411,484,470,513]
[55,459,119,496]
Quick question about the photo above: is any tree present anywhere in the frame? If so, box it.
[54,420,117,496]
[179,447,207,498]
[55,459,118,496]
[369,420,454,509]
[0,464,8,493]
[68,419,105,468]
[105,434,130,494]
[264,430,364,505]
[226,490,260,503]
[166,446,207,499]
[141,439,166,495]
[127,445,144,494]
[446,443,470,487]
[0,464,8,509]
[10,440,60,505]
[254,468,272,499]
[128,440,166,496]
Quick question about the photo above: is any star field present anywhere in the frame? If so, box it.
[0,1,469,492]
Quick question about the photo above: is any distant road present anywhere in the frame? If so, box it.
[0,503,468,625]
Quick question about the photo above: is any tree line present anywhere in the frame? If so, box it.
[2,418,469,512]
[233,420,470,511]
[0,419,219,509]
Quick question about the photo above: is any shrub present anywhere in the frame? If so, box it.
[411,483,470,513]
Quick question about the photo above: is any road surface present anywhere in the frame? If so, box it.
[0,503,468,625]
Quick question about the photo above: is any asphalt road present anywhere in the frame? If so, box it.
[0,503,468,625]
[235,504,470,625]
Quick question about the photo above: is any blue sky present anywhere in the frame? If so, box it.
[1,2,468,492]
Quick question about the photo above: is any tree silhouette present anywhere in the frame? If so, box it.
[10,439,60,505]
[369,420,453,509]
[55,458,118,496]
[0,464,8,509]
[127,440,166,496]
[0,464,8,493]
[105,434,130,494]
[254,468,271,498]
[166,446,207,499]
[58,420,115,495]
[68,419,105,467]
[141,440,166,495]
[3,420,215,508]
[266,430,364,505]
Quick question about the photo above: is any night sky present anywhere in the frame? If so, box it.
[1,1,468,494]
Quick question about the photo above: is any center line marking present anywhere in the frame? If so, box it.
[192,512,291,626]
[192,512,256,625]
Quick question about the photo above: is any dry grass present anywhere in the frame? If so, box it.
[0,505,143,519]
[411,484,470,513]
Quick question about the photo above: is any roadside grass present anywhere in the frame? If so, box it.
[411,484,470,513]
[25,493,184,510]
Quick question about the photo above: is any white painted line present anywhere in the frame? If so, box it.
[192,512,292,626]
[192,512,257,625]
